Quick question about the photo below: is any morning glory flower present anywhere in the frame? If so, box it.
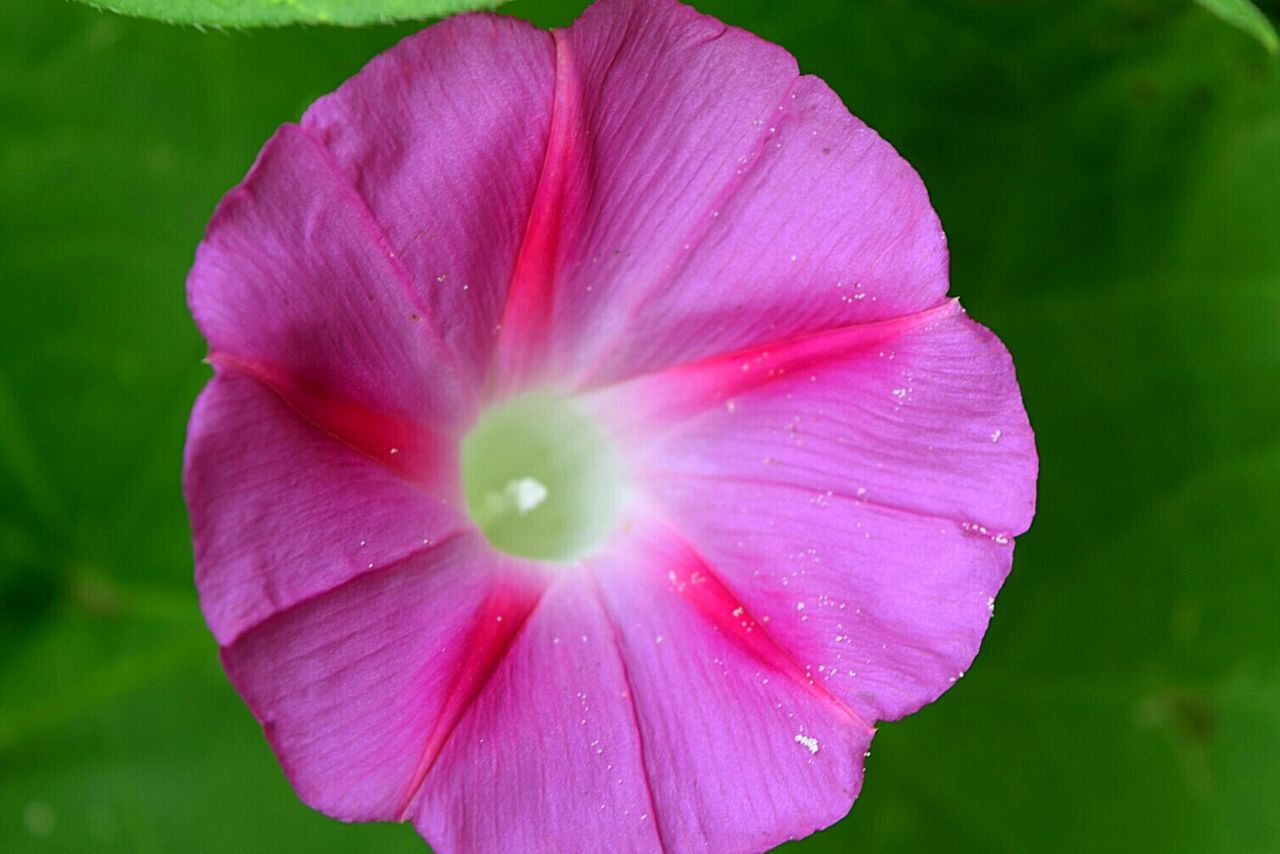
[183,0,1037,851]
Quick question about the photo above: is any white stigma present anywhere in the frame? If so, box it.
[507,477,549,515]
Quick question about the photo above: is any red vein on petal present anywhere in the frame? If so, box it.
[584,299,961,426]
[209,352,454,494]
[655,517,875,735]
[395,573,549,820]
[489,26,581,395]
[585,567,669,854]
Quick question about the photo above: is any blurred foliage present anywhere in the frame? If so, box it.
[1,0,1278,851]
[69,0,508,28]
[1197,0,1279,52]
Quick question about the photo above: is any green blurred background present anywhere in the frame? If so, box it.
[2,0,1277,851]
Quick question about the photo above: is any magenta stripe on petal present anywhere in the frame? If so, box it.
[208,352,454,493]
[185,371,468,645]
[588,518,875,850]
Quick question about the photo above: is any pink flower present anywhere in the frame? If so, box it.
[183,0,1037,851]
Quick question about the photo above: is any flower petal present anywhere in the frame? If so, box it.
[301,14,555,389]
[185,370,466,645]
[584,520,875,851]
[594,301,1035,534]
[494,0,947,388]
[188,123,471,438]
[589,302,1036,721]
[412,574,664,853]
[221,532,545,822]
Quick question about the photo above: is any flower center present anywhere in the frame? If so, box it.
[462,390,626,562]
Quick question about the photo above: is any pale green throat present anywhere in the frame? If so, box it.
[461,391,625,562]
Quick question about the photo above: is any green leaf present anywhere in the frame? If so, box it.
[70,0,506,28]
[1195,0,1280,53]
